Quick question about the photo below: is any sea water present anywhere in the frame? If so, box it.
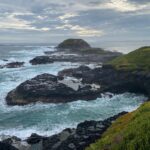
[0,44,147,139]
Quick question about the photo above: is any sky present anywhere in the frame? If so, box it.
[0,0,150,44]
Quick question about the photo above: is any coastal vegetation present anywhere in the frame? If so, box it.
[110,46,150,71]
[86,101,150,150]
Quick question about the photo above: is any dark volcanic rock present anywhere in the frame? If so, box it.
[30,56,54,65]
[59,65,150,98]
[0,112,127,150]
[6,62,24,68]
[27,133,46,144]
[0,142,18,150]
[58,65,91,78]
[30,53,121,64]
[6,63,150,105]
[25,111,127,150]
[0,62,24,69]
[6,73,101,105]
[2,136,21,145]
[57,39,91,51]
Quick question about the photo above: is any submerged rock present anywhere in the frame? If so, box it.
[30,56,54,65]
[0,62,24,69]
[5,62,24,68]
[6,73,101,105]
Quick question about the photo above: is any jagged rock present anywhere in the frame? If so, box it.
[0,142,18,150]
[58,65,150,98]
[0,112,127,150]
[5,62,24,68]
[2,136,21,145]
[30,56,54,65]
[26,133,45,144]
[26,112,127,150]
[6,73,101,105]
[58,66,91,78]
[0,62,24,69]
[6,62,150,105]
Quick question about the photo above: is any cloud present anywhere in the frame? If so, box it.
[0,12,50,31]
[0,0,149,43]
[58,13,79,20]
[87,0,149,12]
[56,23,103,37]
[104,0,148,12]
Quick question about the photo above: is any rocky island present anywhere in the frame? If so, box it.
[30,39,122,65]
[6,73,101,105]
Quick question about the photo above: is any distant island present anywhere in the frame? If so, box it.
[30,39,122,65]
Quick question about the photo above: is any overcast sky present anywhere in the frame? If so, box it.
[0,0,150,43]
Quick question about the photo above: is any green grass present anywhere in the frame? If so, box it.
[86,101,150,150]
[109,46,150,71]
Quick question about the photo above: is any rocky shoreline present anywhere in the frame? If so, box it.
[0,112,127,150]
[29,52,121,65]
[59,65,150,97]
[6,65,150,105]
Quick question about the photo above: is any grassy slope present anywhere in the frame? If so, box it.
[109,46,150,71]
[86,101,150,150]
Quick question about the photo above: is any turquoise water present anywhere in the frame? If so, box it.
[0,45,147,139]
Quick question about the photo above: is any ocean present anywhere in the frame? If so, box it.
[0,43,148,139]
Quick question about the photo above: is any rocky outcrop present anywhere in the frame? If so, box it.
[58,65,150,98]
[6,73,101,105]
[30,53,121,65]
[57,39,91,51]
[1,112,126,150]
[0,142,18,150]
[27,111,127,150]
[29,39,122,65]
[0,62,24,69]
[30,56,54,65]
[6,64,150,105]
[58,66,92,78]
